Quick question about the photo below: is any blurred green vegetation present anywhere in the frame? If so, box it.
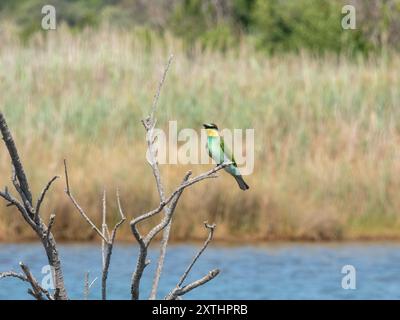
[1,0,400,54]
[1,25,400,241]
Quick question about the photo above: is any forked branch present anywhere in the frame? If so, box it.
[0,112,67,300]
[166,223,218,300]
[0,262,54,300]
[126,56,223,300]
[64,160,126,300]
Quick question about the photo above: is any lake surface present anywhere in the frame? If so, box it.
[1,242,400,299]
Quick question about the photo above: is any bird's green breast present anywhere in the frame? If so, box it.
[207,136,224,163]
[206,136,241,176]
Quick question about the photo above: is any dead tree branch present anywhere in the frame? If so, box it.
[168,269,220,299]
[177,222,216,287]
[128,163,228,300]
[83,271,97,300]
[0,262,53,300]
[0,55,223,301]
[123,56,223,300]
[0,114,32,204]
[64,160,108,242]
[84,272,89,300]
[0,270,27,282]
[0,112,67,300]
[64,160,126,300]
[36,176,59,219]
[166,223,218,300]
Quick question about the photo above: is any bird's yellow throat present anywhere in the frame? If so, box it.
[206,128,219,137]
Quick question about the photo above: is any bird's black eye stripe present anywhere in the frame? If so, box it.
[203,123,218,129]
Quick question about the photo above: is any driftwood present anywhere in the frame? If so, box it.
[0,55,225,300]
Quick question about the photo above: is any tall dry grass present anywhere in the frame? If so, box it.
[0,24,399,241]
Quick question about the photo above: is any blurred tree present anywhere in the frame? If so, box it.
[168,0,236,50]
[0,0,399,54]
[251,0,368,54]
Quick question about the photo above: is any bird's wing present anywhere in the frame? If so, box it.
[220,136,237,166]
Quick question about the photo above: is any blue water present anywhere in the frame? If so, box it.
[1,242,400,299]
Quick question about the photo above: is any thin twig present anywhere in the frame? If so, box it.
[102,189,108,270]
[63,160,108,243]
[0,270,27,282]
[84,271,89,300]
[36,176,59,220]
[0,189,34,228]
[131,163,229,228]
[113,189,126,243]
[178,222,216,287]
[167,269,220,299]
[83,271,98,300]
[149,54,174,123]
[64,161,125,300]
[165,223,217,300]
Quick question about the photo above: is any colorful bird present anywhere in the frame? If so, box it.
[203,123,249,190]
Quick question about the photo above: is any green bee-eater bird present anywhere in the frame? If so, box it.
[203,123,249,190]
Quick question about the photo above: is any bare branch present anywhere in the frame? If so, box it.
[148,54,174,124]
[165,223,217,300]
[0,188,35,228]
[132,162,229,229]
[167,269,220,299]
[0,270,27,282]
[112,189,126,243]
[141,56,174,205]
[130,171,191,299]
[130,55,176,300]
[0,113,32,205]
[149,172,191,299]
[36,176,60,219]
[19,262,54,300]
[127,55,223,300]
[179,222,215,287]
[0,265,53,300]
[100,189,126,300]
[83,271,98,300]
[19,263,44,300]
[64,163,125,300]
[148,164,228,299]
[130,163,227,300]
[11,166,34,217]
[63,160,108,243]
[0,113,68,299]
[84,271,89,300]
[102,189,108,270]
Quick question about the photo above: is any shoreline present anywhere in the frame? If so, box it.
[3,236,400,245]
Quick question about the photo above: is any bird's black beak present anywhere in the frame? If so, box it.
[203,123,209,129]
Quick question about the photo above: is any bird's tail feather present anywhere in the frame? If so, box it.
[234,175,249,191]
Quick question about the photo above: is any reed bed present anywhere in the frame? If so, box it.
[0,25,399,241]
